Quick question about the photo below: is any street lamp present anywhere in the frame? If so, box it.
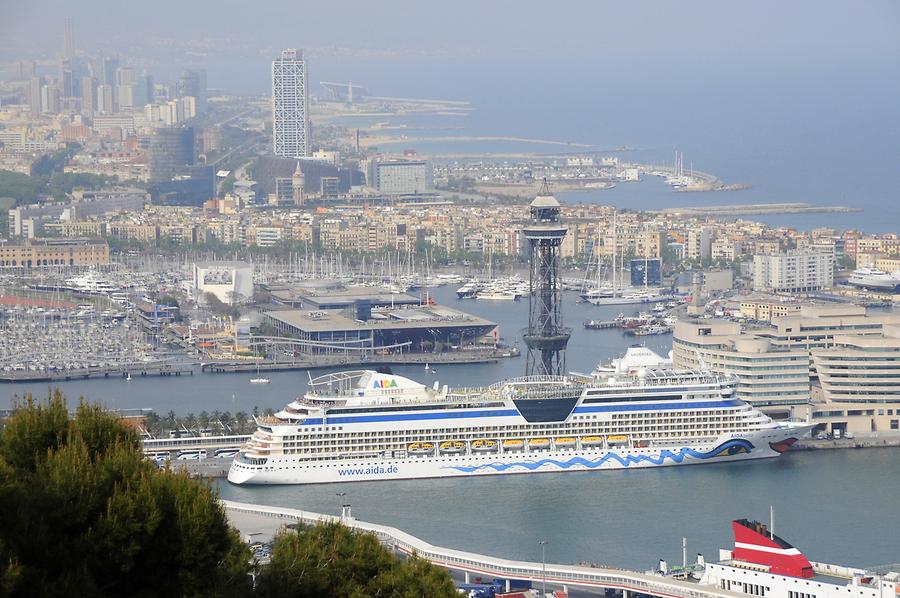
[538,539,549,598]
[336,492,346,519]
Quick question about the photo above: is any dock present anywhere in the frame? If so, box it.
[0,361,196,383]
[201,347,518,374]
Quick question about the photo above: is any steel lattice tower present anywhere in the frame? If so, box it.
[522,180,571,376]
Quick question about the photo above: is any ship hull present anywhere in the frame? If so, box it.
[227,427,804,485]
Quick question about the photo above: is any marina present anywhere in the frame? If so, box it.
[0,301,185,381]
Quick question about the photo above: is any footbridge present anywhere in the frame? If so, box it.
[222,500,744,598]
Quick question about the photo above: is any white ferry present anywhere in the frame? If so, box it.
[846,267,900,293]
[698,518,899,598]
[228,352,811,485]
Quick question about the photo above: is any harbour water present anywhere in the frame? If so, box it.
[3,286,898,569]
[217,448,900,572]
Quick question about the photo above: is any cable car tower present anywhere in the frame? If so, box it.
[522,179,570,376]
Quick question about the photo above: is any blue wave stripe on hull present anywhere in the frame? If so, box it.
[443,439,755,473]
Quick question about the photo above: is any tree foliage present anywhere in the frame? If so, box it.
[0,393,463,597]
[0,169,119,205]
[0,390,252,597]
[255,521,457,598]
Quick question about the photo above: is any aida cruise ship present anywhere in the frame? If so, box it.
[228,349,811,485]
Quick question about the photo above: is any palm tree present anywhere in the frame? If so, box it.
[184,412,197,433]
[235,411,249,433]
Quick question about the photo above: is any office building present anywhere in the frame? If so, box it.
[149,127,194,183]
[80,76,95,116]
[177,69,207,113]
[673,319,811,414]
[40,85,61,114]
[811,329,900,434]
[673,305,900,424]
[96,84,114,114]
[272,49,309,158]
[134,73,154,107]
[367,159,431,195]
[28,77,42,114]
[752,250,834,293]
[101,55,118,87]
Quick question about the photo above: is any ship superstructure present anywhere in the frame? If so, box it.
[228,350,811,485]
[699,519,899,598]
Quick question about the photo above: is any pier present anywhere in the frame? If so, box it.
[0,361,195,382]
[201,347,517,374]
[223,500,746,598]
[657,203,862,216]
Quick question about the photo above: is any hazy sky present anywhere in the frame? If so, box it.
[3,0,899,63]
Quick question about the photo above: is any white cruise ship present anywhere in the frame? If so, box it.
[229,352,811,485]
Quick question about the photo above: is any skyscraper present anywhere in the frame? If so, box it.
[28,76,42,115]
[149,127,194,183]
[177,69,207,114]
[80,76,95,116]
[272,48,309,158]
[63,17,75,59]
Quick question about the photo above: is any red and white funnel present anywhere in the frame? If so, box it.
[732,519,814,578]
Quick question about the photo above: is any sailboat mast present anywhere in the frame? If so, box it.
[612,210,618,297]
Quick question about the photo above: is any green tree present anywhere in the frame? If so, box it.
[255,521,456,598]
[234,411,249,433]
[0,390,252,597]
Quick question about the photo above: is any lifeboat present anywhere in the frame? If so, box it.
[471,439,498,452]
[581,435,604,446]
[555,437,577,448]
[607,435,629,445]
[528,438,551,449]
[502,439,525,450]
[408,442,435,455]
[439,440,466,454]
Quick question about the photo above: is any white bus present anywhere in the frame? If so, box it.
[176,449,207,460]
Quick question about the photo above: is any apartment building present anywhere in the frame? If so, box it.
[751,250,834,292]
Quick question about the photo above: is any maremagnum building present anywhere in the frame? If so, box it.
[673,305,900,435]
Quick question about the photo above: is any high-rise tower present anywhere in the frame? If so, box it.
[522,179,570,376]
[272,49,309,158]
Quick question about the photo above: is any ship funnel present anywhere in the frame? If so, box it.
[732,519,813,578]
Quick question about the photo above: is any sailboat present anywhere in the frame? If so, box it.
[582,211,666,306]
[250,361,270,384]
